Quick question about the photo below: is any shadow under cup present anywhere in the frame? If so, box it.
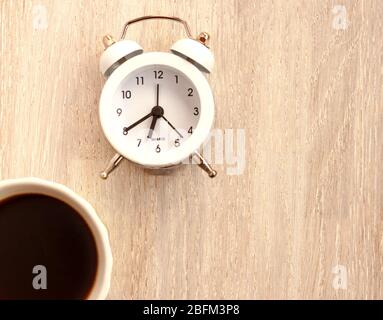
[0,178,112,300]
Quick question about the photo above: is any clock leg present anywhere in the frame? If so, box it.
[100,153,125,179]
[191,151,217,178]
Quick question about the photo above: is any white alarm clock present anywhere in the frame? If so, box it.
[98,16,216,178]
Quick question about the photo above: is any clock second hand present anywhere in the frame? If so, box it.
[161,115,184,139]
[146,84,184,140]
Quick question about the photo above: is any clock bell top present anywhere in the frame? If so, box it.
[100,39,143,77]
[99,16,214,77]
[170,38,214,73]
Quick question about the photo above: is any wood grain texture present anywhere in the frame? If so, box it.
[1,0,382,299]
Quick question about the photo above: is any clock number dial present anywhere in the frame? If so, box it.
[136,76,144,85]
[153,70,163,79]
[122,90,131,99]
[111,65,200,156]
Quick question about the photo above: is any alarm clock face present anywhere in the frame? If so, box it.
[114,65,200,154]
[100,52,214,167]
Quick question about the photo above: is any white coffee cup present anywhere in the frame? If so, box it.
[0,177,113,300]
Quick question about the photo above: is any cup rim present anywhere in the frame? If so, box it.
[0,177,113,300]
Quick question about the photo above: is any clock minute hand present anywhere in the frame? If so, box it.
[161,115,184,138]
[147,84,161,139]
[124,112,152,133]
[156,83,159,107]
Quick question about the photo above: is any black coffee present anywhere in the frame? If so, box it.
[0,194,98,299]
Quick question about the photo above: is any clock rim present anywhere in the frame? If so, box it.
[99,51,215,168]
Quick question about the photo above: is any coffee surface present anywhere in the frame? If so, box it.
[0,194,98,299]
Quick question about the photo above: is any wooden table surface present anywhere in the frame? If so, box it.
[1,0,382,299]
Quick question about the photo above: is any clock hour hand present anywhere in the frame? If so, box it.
[124,112,152,133]
[161,115,184,139]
